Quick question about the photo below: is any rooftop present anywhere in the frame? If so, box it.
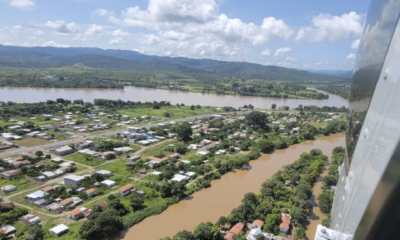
[50,224,69,234]
[70,209,82,216]
[97,201,109,207]
[85,188,95,194]
[64,174,85,181]
[119,184,134,192]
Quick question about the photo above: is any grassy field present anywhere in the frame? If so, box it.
[43,218,83,240]
[44,130,69,140]
[94,160,132,178]
[15,117,57,126]
[64,153,104,166]
[0,176,39,197]
[310,121,328,128]
[118,105,219,120]
[14,138,49,147]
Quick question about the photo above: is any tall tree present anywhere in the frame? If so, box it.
[245,111,268,129]
[176,122,193,142]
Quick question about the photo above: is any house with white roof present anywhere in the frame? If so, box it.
[64,174,86,188]
[101,180,116,188]
[171,174,188,182]
[50,224,69,236]
[25,190,45,203]
[19,214,41,224]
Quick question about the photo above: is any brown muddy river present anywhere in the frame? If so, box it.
[123,134,345,240]
[0,86,348,108]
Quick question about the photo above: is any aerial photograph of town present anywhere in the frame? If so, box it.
[1,0,399,240]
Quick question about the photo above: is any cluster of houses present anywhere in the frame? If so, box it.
[0,157,78,188]
[121,126,174,146]
[22,170,116,215]
[223,216,293,240]
[1,133,22,141]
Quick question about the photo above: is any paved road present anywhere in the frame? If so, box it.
[0,112,237,158]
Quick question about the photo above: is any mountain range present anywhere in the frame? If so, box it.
[0,44,351,82]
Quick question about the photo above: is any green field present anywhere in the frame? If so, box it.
[14,138,49,147]
[64,153,104,166]
[94,160,132,178]
[118,105,218,120]
[0,176,39,197]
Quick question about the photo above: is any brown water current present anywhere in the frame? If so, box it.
[123,134,345,240]
[0,86,348,108]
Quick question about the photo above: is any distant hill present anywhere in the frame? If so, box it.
[0,44,351,83]
[306,69,353,78]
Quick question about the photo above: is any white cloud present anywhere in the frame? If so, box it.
[296,11,363,42]
[85,24,104,37]
[34,30,44,35]
[45,20,78,34]
[106,0,292,46]
[110,29,129,45]
[346,53,356,59]
[92,8,113,17]
[160,30,190,41]
[42,41,69,48]
[351,39,360,49]
[12,25,23,34]
[112,29,128,37]
[9,0,34,9]
[149,0,219,23]
[285,56,297,61]
[274,47,291,56]
[260,48,270,56]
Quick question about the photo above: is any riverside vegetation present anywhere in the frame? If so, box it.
[159,148,341,240]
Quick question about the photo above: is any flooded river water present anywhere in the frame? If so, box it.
[0,86,348,108]
[123,134,345,240]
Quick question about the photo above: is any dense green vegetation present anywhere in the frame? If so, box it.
[0,44,351,99]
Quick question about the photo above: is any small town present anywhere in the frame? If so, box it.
[0,100,345,240]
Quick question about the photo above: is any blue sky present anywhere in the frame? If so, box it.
[0,0,370,70]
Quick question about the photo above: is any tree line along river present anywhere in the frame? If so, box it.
[0,86,348,108]
[123,134,345,240]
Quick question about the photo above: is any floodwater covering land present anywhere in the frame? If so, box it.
[0,86,348,108]
[123,133,345,239]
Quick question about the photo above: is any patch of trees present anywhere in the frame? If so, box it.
[79,206,124,239]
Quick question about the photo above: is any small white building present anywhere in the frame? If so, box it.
[152,171,162,176]
[1,185,16,193]
[50,224,69,236]
[0,225,16,235]
[96,170,112,176]
[51,157,63,163]
[180,160,191,164]
[101,180,116,188]
[197,151,208,156]
[171,174,188,182]
[185,172,196,178]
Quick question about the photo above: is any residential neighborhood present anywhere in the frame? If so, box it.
[0,101,346,239]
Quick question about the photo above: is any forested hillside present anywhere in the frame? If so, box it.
[0,44,351,99]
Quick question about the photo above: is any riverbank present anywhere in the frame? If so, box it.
[305,168,329,240]
[122,134,345,239]
[0,86,349,108]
